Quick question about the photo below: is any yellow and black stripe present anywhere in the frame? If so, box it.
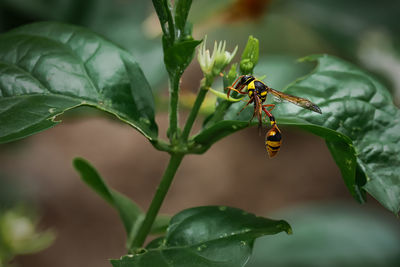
[265,117,282,158]
[246,80,268,103]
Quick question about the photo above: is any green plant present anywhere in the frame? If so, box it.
[0,0,399,266]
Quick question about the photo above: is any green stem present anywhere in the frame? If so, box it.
[181,82,209,140]
[168,75,181,143]
[164,0,175,43]
[130,153,184,249]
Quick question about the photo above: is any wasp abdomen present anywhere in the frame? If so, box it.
[265,124,282,158]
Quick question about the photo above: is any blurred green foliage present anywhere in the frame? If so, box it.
[1,0,399,100]
[247,203,400,267]
[0,207,55,266]
[0,177,54,266]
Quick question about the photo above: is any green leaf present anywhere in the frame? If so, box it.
[164,39,202,77]
[174,0,193,35]
[280,54,400,214]
[194,54,400,215]
[111,206,291,267]
[152,0,200,78]
[0,22,157,144]
[152,0,174,40]
[73,157,142,237]
[193,121,249,153]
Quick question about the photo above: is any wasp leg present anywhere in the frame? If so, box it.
[261,105,276,126]
[231,75,244,88]
[226,85,247,99]
[226,76,249,98]
[262,104,275,122]
[252,96,264,135]
[237,97,254,115]
[263,104,275,111]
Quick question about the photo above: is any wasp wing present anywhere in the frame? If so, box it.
[268,88,322,114]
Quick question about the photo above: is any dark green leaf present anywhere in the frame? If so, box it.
[152,0,200,79]
[111,206,291,267]
[325,140,365,202]
[0,22,157,144]
[164,39,201,77]
[279,54,400,214]
[73,157,142,236]
[194,54,400,215]
[151,0,170,27]
[174,0,193,36]
[193,121,249,153]
[151,0,173,40]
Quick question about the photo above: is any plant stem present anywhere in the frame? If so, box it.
[168,75,181,142]
[181,89,208,140]
[130,153,184,249]
[181,79,212,140]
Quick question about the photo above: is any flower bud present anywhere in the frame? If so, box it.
[240,35,259,74]
[198,36,238,80]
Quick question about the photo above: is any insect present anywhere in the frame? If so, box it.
[226,75,322,157]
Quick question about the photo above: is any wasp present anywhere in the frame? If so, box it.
[226,75,322,157]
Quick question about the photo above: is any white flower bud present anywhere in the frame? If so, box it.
[198,36,237,79]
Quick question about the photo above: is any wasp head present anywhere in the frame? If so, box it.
[235,75,255,89]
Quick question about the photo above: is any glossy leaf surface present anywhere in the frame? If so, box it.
[0,22,157,143]
[163,38,202,77]
[194,55,400,214]
[111,206,291,267]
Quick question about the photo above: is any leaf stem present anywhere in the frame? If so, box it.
[181,79,211,140]
[129,153,184,250]
[168,75,181,142]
